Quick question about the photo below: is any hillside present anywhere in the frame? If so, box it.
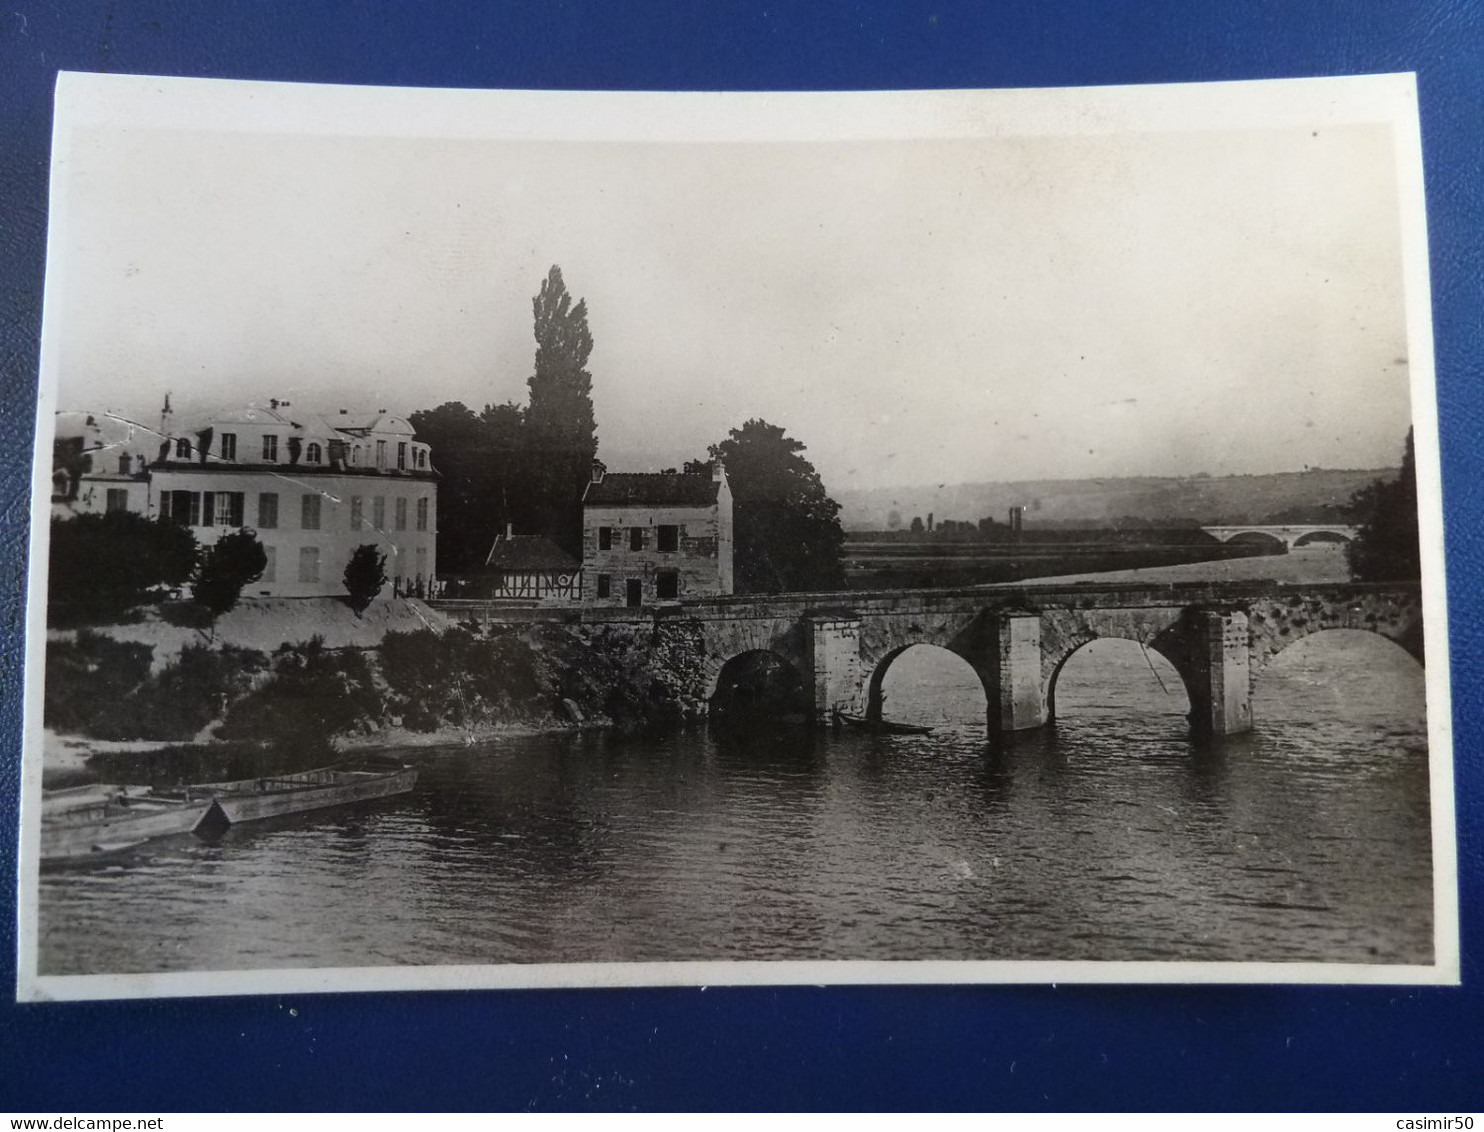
[834,468,1395,531]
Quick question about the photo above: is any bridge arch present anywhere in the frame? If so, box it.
[1291,529,1353,547]
[1043,626,1197,724]
[708,649,811,718]
[863,642,991,724]
[1223,530,1288,551]
[1247,593,1424,670]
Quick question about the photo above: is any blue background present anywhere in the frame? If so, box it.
[1,1,1481,1112]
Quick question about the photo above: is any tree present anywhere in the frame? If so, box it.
[910,516,924,534]
[48,512,199,626]
[702,419,845,594]
[344,543,389,615]
[1347,428,1421,581]
[410,400,525,573]
[192,529,268,623]
[523,265,598,551]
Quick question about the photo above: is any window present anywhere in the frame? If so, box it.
[658,525,679,552]
[598,526,612,551]
[298,546,320,583]
[213,492,244,527]
[625,578,642,607]
[397,442,407,470]
[351,496,364,531]
[596,574,611,599]
[373,496,386,530]
[415,547,428,590]
[301,493,321,530]
[306,442,322,463]
[118,454,132,475]
[175,438,192,459]
[415,497,428,531]
[163,490,200,527]
[416,449,426,468]
[257,492,278,529]
[352,444,361,466]
[395,497,407,531]
[220,433,237,461]
[106,488,128,513]
[376,440,386,468]
[629,527,644,551]
[262,434,279,461]
[656,570,679,600]
[201,491,215,527]
[263,546,276,583]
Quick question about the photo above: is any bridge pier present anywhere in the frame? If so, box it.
[988,612,1049,733]
[808,614,863,724]
[1185,609,1252,737]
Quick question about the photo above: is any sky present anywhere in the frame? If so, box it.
[50,111,1414,493]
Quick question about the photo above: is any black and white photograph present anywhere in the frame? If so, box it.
[16,71,1456,999]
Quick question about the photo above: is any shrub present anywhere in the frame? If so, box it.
[45,636,269,741]
[48,513,199,626]
[344,543,388,616]
[218,637,380,747]
[44,631,154,734]
[192,529,268,622]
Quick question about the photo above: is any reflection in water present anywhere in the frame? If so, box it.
[39,631,1431,973]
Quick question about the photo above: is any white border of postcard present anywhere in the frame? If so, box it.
[15,71,1458,1000]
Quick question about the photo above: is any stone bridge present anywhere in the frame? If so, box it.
[1201,524,1358,550]
[554,580,1422,738]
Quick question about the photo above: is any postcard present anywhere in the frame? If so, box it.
[16,71,1456,999]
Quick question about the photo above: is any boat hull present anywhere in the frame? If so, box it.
[41,789,220,864]
[832,712,935,736]
[204,766,418,825]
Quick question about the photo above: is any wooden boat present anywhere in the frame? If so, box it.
[191,757,417,825]
[40,784,224,865]
[831,711,935,736]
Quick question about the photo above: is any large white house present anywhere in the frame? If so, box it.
[53,400,439,599]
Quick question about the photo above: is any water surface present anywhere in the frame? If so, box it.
[38,630,1432,972]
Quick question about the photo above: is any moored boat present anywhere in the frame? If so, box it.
[192,757,417,825]
[41,785,224,865]
[831,711,935,736]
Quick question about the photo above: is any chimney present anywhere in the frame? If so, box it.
[591,459,606,484]
[505,521,513,540]
[712,458,725,483]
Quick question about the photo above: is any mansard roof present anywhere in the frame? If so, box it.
[583,471,722,508]
[484,534,580,572]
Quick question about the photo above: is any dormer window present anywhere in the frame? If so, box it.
[175,438,192,459]
[306,442,322,463]
[118,454,132,475]
[262,435,278,462]
[220,433,237,461]
[397,442,407,470]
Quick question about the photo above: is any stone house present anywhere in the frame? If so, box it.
[580,461,733,607]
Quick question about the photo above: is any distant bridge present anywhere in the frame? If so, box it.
[433,579,1420,739]
[1201,524,1358,550]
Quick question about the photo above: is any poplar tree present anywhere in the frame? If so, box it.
[524,265,598,551]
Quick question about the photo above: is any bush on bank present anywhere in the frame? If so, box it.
[46,623,702,756]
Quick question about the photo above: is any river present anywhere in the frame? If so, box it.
[36,629,1432,974]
